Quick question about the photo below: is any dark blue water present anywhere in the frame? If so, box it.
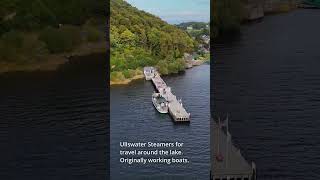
[213,10,320,180]
[0,54,107,180]
[111,64,210,180]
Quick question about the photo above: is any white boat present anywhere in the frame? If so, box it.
[152,93,168,114]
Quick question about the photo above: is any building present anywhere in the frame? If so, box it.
[187,26,193,30]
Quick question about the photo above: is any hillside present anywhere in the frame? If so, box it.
[0,0,105,34]
[0,0,106,73]
[110,0,196,83]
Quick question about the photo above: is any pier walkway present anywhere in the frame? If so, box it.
[144,67,190,122]
[211,117,256,180]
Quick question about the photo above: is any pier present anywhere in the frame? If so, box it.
[144,67,190,122]
[211,116,256,180]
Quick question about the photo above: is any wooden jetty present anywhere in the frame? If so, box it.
[145,67,190,122]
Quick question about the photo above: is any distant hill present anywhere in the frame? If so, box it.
[110,0,196,81]
[176,22,209,31]
[176,22,210,41]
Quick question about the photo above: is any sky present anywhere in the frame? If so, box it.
[125,0,210,24]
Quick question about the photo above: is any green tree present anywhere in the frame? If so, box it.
[120,29,136,46]
[39,25,81,53]
[110,0,196,75]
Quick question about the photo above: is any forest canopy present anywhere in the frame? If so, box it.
[0,0,106,66]
[0,0,105,34]
[211,0,246,37]
[110,0,196,81]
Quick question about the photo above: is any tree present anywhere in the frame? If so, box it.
[120,29,136,46]
[110,0,196,75]
[39,25,81,53]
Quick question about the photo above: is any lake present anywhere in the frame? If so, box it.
[213,9,320,180]
[111,64,210,180]
[0,54,107,180]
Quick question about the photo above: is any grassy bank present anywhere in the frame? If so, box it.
[110,68,143,85]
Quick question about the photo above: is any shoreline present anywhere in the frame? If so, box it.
[244,0,299,21]
[0,41,106,74]
[110,59,209,86]
[110,74,144,85]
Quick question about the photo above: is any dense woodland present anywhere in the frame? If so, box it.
[212,0,245,37]
[110,0,196,81]
[0,0,106,65]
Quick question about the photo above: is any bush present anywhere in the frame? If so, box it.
[176,58,186,71]
[39,25,81,53]
[128,69,137,77]
[0,31,23,62]
[156,60,169,75]
[110,71,125,81]
[0,31,48,63]
[85,26,104,42]
[122,69,131,79]
[135,68,143,75]
[168,62,179,74]
[122,69,138,79]
[20,35,48,63]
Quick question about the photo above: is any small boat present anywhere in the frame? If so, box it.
[152,93,168,113]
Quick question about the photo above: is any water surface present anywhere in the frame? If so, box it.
[213,10,320,180]
[111,64,210,180]
[0,54,107,180]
